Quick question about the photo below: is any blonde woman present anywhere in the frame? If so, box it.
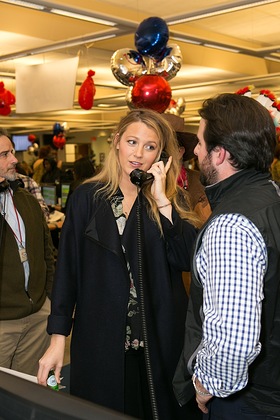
[38,109,201,419]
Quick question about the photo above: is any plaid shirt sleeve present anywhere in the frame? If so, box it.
[24,176,50,221]
[194,213,267,397]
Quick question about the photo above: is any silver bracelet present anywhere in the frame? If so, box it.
[158,202,171,209]
[192,375,211,396]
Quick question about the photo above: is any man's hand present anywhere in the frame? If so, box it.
[196,392,213,414]
[193,376,213,414]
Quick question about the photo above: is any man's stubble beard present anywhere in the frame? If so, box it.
[1,168,17,183]
[199,153,218,187]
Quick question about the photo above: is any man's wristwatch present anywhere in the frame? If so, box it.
[192,375,211,396]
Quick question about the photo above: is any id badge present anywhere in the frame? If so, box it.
[19,247,28,263]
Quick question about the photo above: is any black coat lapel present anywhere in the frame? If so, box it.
[84,196,125,261]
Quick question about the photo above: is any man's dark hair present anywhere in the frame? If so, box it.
[0,128,10,139]
[199,93,277,171]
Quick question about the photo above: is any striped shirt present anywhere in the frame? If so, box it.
[194,213,267,397]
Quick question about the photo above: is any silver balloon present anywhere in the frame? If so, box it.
[167,97,186,115]
[111,48,146,86]
[175,97,186,115]
[125,86,137,110]
[150,44,182,81]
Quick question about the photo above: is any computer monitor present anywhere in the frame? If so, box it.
[61,183,70,208]
[0,370,129,420]
[12,135,31,152]
[41,184,57,206]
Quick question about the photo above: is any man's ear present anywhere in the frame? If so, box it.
[215,147,227,166]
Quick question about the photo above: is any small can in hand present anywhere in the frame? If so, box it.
[47,370,59,391]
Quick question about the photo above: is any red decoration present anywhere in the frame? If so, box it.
[131,75,171,113]
[259,89,276,102]
[28,134,36,143]
[78,70,96,110]
[235,85,254,96]
[0,82,15,116]
[272,101,280,112]
[53,134,66,149]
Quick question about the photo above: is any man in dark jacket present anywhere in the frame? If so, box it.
[0,129,54,376]
[173,93,280,419]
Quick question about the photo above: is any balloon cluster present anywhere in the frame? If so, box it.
[52,122,66,149]
[111,17,182,113]
[0,82,15,116]
[78,70,96,110]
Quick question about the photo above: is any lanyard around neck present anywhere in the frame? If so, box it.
[7,189,24,247]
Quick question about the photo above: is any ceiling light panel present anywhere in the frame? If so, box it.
[0,0,117,26]
[49,9,116,26]
[167,0,279,25]
[171,36,201,45]
[0,0,45,9]
[265,56,280,62]
[204,44,240,53]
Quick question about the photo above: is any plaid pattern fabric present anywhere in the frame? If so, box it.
[194,213,267,397]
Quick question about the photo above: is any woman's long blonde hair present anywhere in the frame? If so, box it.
[86,108,202,230]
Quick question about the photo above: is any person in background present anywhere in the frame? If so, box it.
[15,162,62,246]
[17,173,50,222]
[162,113,211,223]
[65,156,95,209]
[15,161,49,221]
[19,161,33,177]
[41,156,61,185]
[24,144,38,171]
[173,93,280,419]
[0,128,54,376]
[38,108,202,419]
[32,145,51,184]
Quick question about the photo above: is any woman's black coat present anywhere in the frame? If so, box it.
[48,182,197,419]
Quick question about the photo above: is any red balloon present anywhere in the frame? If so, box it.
[0,81,15,116]
[0,102,11,116]
[53,134,66,149]
[131,75,171,113]
[28,134,36,143]
[78,70,96,110]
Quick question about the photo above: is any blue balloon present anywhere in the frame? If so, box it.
[53,122,62,135]
[129,49,145,65]
[135,17,169,60]
[153,45,172,62]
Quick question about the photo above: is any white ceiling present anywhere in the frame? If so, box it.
[0,0,280,137]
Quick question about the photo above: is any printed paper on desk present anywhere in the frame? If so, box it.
[49,210,64,223]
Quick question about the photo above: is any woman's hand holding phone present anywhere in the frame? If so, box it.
[149,155,172,204]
